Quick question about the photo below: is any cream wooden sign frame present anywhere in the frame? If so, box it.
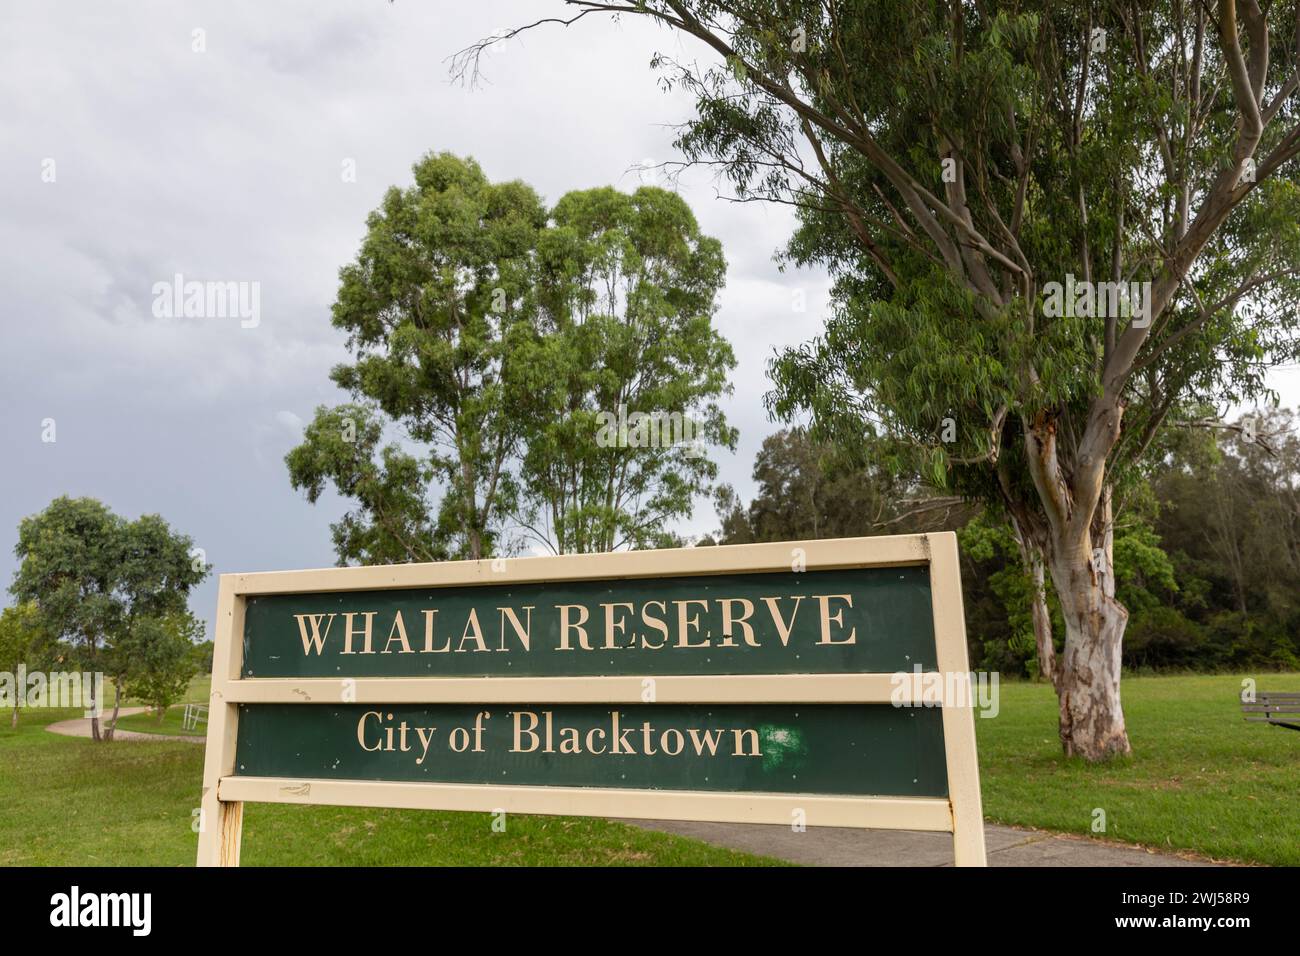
[197,532,986,866]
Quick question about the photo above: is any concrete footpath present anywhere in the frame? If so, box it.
[630,820,1222,866]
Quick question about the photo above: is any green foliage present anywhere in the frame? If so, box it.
[0,603,50,673]
[189,640,214,674]
[290,153,737,560]
[287,403,445,565]
[0,603,53,723]
[517,186,737,552]
[116,610,204,718]
[10,497,208,682]
[711,427,905,544]
[1112,523,1178,615]
[292,152,545,562]
[729,0,1300,508]
[1142,408,1300,670]
[958,513,1051,677]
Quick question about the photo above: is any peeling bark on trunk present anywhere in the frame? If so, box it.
[1044,490,1131,760]
[1009,515,1058,687]
[1023,406,1132,761]
[1052,560,1130,759]
[1027,552,1058,688]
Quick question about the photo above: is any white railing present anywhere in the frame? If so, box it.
[182,703,209,731]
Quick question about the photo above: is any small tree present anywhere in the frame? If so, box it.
[119,611,203,721]
[0,603,51,728]
[10,497,208,741]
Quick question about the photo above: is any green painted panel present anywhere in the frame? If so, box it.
[241,566,935,678]
[233,703,949,798]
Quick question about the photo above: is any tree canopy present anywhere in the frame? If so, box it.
[289,152,737,561]
[469,0,1300,760]
[9,496,208,740]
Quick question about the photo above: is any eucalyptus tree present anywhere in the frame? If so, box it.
[515,186,737,553]
[289,152,548,562]
[292,159,736,560]
[462,1,1300,758]
[10,497,208,741]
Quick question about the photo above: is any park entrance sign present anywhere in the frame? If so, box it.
[197,533,986,866]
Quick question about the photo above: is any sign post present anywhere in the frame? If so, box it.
[197,532,986,866]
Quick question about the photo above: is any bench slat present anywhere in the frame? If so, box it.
[1242,705,1300,713]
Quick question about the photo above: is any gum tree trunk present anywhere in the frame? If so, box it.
[1025,408,1132,761]
[1010,519,1058,687]
[1028,551,1058,687]
[88,655,101,743]
[1043,490,1131,760]
[104,679,122,743]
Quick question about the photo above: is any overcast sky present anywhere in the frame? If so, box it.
[4,2,1298,639]
[0,2,838,636]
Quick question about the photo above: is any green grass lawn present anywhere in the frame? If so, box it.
[112,706,206,738]
[1,672,1294,865]
[0,706,780,866]
[977,673,1300,865]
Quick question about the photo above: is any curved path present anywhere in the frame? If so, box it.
[45,706,205,744]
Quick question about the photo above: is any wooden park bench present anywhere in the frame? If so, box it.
[1242,692,1300,732]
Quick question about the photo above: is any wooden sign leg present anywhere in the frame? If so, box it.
[197,705,244,866]
[928,532,989,867]
[196,579,246,867]
[215,800,244,866]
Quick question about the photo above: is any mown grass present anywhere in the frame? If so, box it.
[0,707,781,866]
[1,673,1294,865]
[111,706,206,738]
[976,673,1300,865]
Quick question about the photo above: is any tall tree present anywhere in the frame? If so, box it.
[466,1,1300,759]
[290,152,547,562]
[10,497,208,740]
[516,186,737,552]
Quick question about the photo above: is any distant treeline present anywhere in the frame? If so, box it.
[706,413,1300,676]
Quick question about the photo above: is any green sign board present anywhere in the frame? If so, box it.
[242,566,937,678]
[234,702,948,797]
[199,535,987,866]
